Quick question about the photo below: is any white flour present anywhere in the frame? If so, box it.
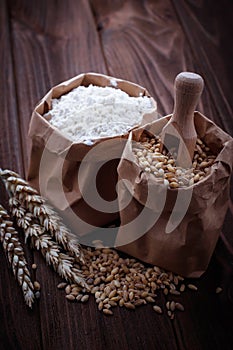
[46,85,154,143]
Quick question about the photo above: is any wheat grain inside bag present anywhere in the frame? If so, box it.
[27,73,157,235]
[116,112,233,278]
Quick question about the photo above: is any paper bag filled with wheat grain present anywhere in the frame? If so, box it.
[116,72,233,278]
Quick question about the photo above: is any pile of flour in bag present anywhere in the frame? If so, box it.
[46,85,155,144]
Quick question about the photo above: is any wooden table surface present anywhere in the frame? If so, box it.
[1,1,233,349]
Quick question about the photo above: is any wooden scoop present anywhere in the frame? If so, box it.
[160,72,204,168]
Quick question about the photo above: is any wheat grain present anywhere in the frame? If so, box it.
[62,246,191,318]
[215,287,223,294]
[133,134,216,188]
[187,284,198,291]
[153,305,163,314]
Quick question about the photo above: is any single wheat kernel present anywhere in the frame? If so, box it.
[34,281,41,291]
[57,283,67,290]
[124,302,135,310]
[215,287,223,294]
[81,295,89,303]
[175,302,184,311]
[170,301,176,312]
[187,284,198,291]
[103,309,113,315]
[153,305,163,314]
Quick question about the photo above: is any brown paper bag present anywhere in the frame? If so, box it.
[27,73,157,235]
[116,112,233,278]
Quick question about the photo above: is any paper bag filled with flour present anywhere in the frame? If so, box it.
[27,73,157,235]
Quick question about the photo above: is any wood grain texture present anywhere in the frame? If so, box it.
[91,0,233,132]
[0,0,24,174]
[0,2,42,349]
[173,254,233,350]
[6,1,109,350]
[171,0,233,268]
[0,0,233,349]
[91,0,182,115]
[9,0,107,170]
[172,0,233,135]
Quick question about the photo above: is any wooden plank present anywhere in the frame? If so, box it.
[0,246,42,350]
[0,183,42,350]
[171,255,233,350]
[172,0,233,136]
[169,6,233,345]
[0,1,42,349]
[9,0,107,171]
[171,0,233,254]
[0,0,24,174]
[118,300,178,349]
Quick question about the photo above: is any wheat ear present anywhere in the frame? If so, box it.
[0,169,85,264]
[0,204,35,307]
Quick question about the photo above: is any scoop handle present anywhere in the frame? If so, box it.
[171,72,204,138]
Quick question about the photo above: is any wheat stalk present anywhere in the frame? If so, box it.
[0,204,35,308]
[11,198,87,287]
[0,169,85,264]
[0,169,87,288]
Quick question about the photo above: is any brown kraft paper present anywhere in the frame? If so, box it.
[116,112,233,278]
[27,72,157,235]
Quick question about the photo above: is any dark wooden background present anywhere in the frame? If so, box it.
[0,1,233,349]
